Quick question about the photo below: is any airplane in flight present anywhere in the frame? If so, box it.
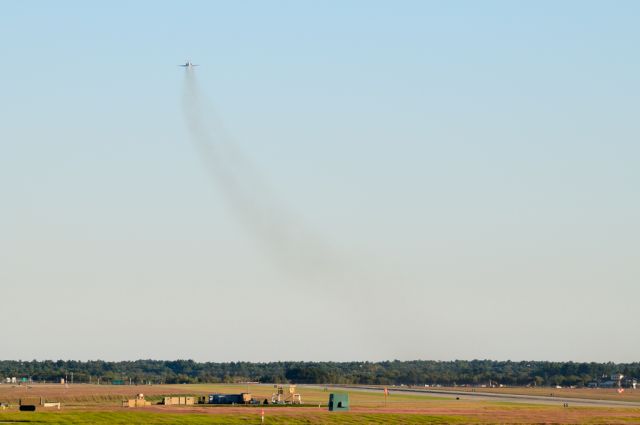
[178,60,199,68]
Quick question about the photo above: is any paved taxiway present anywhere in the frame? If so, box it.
[307,385,640,408]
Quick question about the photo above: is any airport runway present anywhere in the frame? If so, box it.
[307,385,640,408]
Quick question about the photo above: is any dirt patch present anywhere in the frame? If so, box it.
[0,383,203,405]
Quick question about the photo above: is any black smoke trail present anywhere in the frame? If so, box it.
[181,69,342,278]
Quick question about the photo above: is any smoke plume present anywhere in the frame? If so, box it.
[181,69,342,279]
[180,70,418,355]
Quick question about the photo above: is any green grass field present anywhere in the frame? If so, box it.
[2,384,640,424]
[0,411,469,424]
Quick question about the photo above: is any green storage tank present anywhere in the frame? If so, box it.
[328,393,349,411]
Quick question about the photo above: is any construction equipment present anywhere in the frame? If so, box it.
[271,385,302,404]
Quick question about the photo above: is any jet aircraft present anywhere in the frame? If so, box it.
[179,60,199,68]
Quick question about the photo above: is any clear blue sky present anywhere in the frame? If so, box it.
[1,1,638,362]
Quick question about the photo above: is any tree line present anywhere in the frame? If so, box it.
[0,360,637,387]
